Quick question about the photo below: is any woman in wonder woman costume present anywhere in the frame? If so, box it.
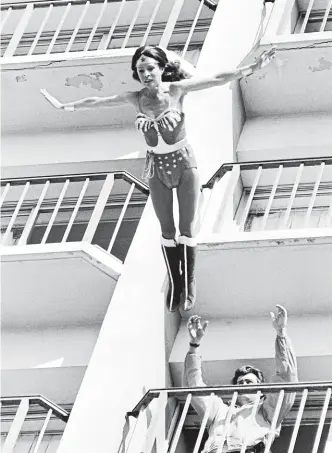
[41,45,275,312]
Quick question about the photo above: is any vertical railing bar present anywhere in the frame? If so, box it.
[0,183,11,209]
[1,182,30,246]
[168,393,192,453]
[121,0,144,49]
[181,0,204,58]
[159,0,185,48]
[83,173,115,243]
[281,163,304,229]
[4,3,34,57]
[192,393,215,453]
[2,398,30,453]
[101,0,126,51]
[0,6,12,34]
[107,182,135,253]
[65,0,90,52]
[300,0,315,33]
[46,2,71,54]
[142,392,168,453]
[124,406,145,453]
[166,404,181,444]
[320,0,332,31]
[263,390,285,453]
[141,0,163,46]
[213,164,241,233]
[31,409,53,453]
[62,178,89,242]
[84,0,108,51]
[18,181,50,246]
[238,166,262,231]
[240,391,262,453]
[41,179,70,244]
[287,389,308,453]
[216,391,238,453]
[260,164,283,231]
[28,4,54,55]
[304,162,325,228]
[311,387,332,453]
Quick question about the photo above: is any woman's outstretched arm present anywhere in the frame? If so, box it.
[171,47,275,94]
[40,89,138,111]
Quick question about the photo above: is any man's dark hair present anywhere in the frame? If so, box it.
[231,365,265,385]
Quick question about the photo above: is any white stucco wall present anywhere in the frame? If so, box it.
[237,113,332,161]
[1,325,100,370]
[1,126,145,167]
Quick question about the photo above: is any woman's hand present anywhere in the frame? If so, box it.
[251,47,276,73]
[270,304,288,335]
[187,315,209,344]
[40,89,64,109]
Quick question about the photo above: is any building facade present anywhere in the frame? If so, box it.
[1,0,332,451]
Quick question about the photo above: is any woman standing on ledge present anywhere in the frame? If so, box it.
[41,45,275,313]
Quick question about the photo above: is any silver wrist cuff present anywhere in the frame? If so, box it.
[241,67,254,77]
[64,105,75,112]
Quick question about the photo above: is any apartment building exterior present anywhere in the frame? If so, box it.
[1,0,332,451]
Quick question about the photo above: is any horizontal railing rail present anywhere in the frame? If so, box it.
[1,395,69,453]
[200,157,332,234]
[0,170,149,262]
[126,382,332,453]
[0,0,215,60]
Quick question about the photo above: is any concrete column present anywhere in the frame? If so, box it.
[185,0,266,182]
[57,200,179,453]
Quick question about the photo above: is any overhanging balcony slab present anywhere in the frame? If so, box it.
[192,229,332,319]
[1,52,138,133]
[0,242,122,328]
[239,39,332,117]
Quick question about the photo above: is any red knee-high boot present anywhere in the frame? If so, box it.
[161,237,182,312]
[179,235,197,311]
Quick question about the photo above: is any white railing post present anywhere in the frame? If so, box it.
[31,408,53,453]
[83,174,115,244]
[216,392,238,453]
[121,0,144,49]
[311,387,332,453]
[18,181,50,246]
[193,393,215,453]
[304,162,325,228]
[141,0,163,46]
[100,0,127,51]
[300,0,315,33]
[142,392,168,453]
[320,0,332,32]
[84,0,108,51]
[263,0,296,37]
[61,178,89,242]
[4,3,34,57]
[2,398,30,453]
[65,1,91,53]
[263,390,285,453]
[159,0,185,48]
[1,182,30,246]
[238,166,262,232]
[107,182,135,253]
[41,179,70,244]
[168,394,192,453]
[0,7,13,34]
[259,165,283,231]
[181,0,204,58]
[281,163,304,229]
[46,3,72,54]
[28,4,54,55]
[213,164,241,233]
[287,389,308,453]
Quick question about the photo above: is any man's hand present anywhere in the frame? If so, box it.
[270,304,288,335]
[40,89,64,109]
[187,315,208,344]
[251,47,276,73]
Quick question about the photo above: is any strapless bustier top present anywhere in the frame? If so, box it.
[135,108,183,134]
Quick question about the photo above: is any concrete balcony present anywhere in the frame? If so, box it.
[0,170,148,329]
[239,0,332,119]
[193,157,332,321]
[0,0,214,132]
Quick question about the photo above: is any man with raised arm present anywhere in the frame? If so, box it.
[183,305,298,453]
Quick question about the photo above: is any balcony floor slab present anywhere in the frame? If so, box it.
[0,242,122,328]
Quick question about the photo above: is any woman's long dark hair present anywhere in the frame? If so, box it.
[131,46,191,82]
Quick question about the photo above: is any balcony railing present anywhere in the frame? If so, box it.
[0,0,215,60]
[200,157,332,235]
[126,382,332,453]
[0,170,149,263]
[1,395,69,453]
[264,0,332,38]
